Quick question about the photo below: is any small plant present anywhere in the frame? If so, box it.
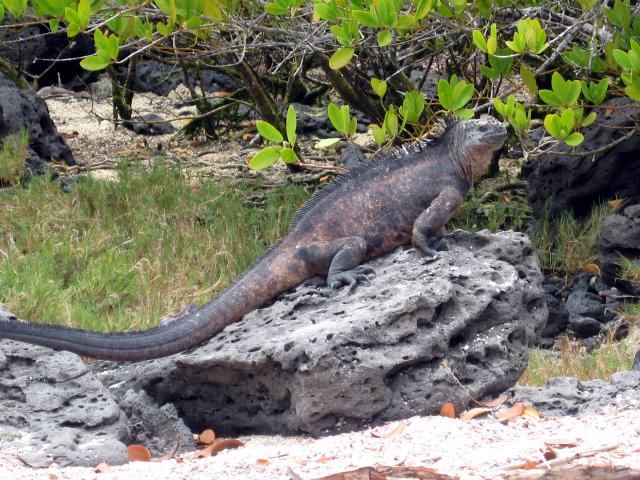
[249,105,299,169]
[613,38,640,101]
[581,78,610,106]
[493,95,531,133]
[505,18,549,55]
[0,129,28,187]
[316,102,359,148]
[437,74,474,119]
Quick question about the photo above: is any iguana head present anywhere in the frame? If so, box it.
[448,117,508,183]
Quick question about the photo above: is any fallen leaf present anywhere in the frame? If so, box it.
[501,194,511,202]
[584,264,601,276]
[544,437,578,447]
[256,458,270,465]
[127,445,152,462]
[479,393,509,408]
[440,402,456,419]
[213,91,231,98]
[313,466,386,479]
[314,456,335,463]
[371,420,406,438]
[523,459,538,470]
[197,428,216,445]
[608,198,625,210]
[460,407,491,421]
[604,106,615,117]
[522,406,541,420]
[543,447,557,460]
[94,460,112,473]
[320,176,330,182]
[182,438,244,459]
[495,402,525,421]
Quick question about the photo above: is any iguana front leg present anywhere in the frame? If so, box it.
[412,187,466,258]
[298,236,375,293]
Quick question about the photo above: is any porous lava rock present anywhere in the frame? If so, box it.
[598,204,640,295]
[0,73,75,178]
[526,97,640,219]
[99,230,547,436]
[0,339,128,467]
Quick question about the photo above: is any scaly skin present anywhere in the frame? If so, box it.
[0,117,507,361]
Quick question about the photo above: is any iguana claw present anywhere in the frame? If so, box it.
[328,265,376,295]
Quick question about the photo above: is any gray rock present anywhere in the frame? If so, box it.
[565,290,608,322]
[540,282,569,342]
[0,73,75,179]
[512,371,640,416]
[0,340,128,467]
[598,204,640,295]
[108,230,546,436]
[126,113,176,136]
[526,97,640,219]
[633,350,640,371]
[567,314,602,337]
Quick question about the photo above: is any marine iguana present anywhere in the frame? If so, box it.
[0,117,507,361]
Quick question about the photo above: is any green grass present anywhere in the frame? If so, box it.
[0,165,310,332]
[519,330,638,387]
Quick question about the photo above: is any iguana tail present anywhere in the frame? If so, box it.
[0,247,305,361]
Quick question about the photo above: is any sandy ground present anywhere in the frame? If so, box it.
[1,410,639,479]
[1,87,638,480]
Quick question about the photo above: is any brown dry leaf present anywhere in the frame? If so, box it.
[495,402,525,421]
[604,106,615,117]
[378,465,456,479]
[320,175,330,182]
[584,264,601,276]
[543,447,557,460]
[256,458,270,465]
[440,402,456,419]
[314,456,335,463]
[94,461,112,473]
[523,459,538,470]
[127,445,152,462]
[544,437,578,448]
[460,407,491,421]
[197,428,216,445]
[183,438,244,460]
[608,198,626,210]
[371,420,406,438]
[501,194,512,202]
[480,394,509,408]
[213,91,231,98]
[313,466,386,480]
[522,406,541,420]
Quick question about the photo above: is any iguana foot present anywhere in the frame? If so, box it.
[417,237,448,261]
[328,265,376,294]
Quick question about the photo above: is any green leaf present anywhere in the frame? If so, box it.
[520,66,537,94]
[384,109,398,137]
[79,53,110,71]
[315,2,338,21]
[456,109,474,119]
[487,36,497,55]
[107,34,120,60]
[257,121,284,144]
[249,146,281,170]
[613,49,631,69]
[437,79,452,110]
[539,90,562,107]
[472,30,487,52]
[64,6,80,25]
[560,108,575,130]
[625,84,640,102]
[480,65,498,79]
[377,30,392,46]
[352,9,379,28]
[286,105,297,147]
[265,2,289,15]
[544,114,561,138]
[451,82,474,111]
[371,78,387,98]
[315,138,341,149]
[395,14,416,30]
[77,0,91,26]
[328,103,344,132]
[582,111,597,128]
[415,0,432,20]
[156,22,173,35]
[329,47,354,70]
[49,18,59,33]
[340,105,351,134]
[330,25,352,46]
[564,132,584,147]
[371,125,385,145]
[280,147,298,164]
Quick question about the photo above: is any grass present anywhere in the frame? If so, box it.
[529,201,612,275]
[519,328,638,387]
[0,129,28,187]
[0,164,310,332]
